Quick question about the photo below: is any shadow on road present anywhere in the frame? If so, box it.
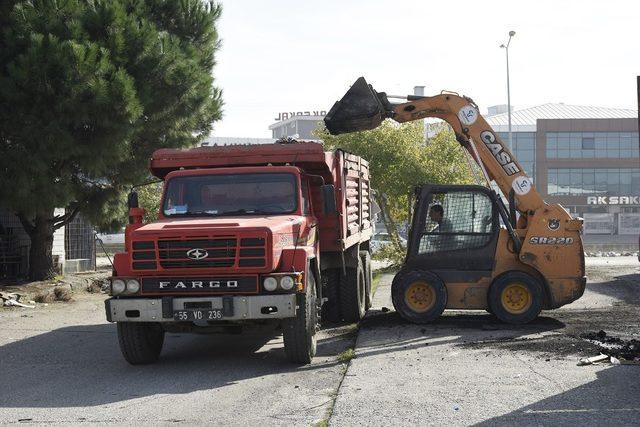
[0,322,350,408]
[586,273,640,305]
[474,365,640,426]
[355,310,567,359]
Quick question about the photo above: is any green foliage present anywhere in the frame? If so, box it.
[137,182,163,223]
[0,0,223,227]
[0,0,223,278]
[316,120,474,260]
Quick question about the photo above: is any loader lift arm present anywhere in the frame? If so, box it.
[324,77,544,215]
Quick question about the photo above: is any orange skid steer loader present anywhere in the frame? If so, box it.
[324,77,586,324]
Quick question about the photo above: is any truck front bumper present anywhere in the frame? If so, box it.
[105,294,297,323]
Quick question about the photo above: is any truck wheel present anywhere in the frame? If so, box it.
[283,272,318,364]
[117,322,165,365]
[321,268,341,323]
[391,269,447,324]
[488,272,543,325]
[340,258,366,323]
[360,250,373,310]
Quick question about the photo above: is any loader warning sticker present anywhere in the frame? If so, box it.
[512,176,532,195]
[458,105,478,126]
[529,237,574,245]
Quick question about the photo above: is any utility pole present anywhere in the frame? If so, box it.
[500,31,516,151]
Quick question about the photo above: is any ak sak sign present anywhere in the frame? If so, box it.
[587,196,640,205]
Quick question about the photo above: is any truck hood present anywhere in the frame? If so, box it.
[132,215,303,236]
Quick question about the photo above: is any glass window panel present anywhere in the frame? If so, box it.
[546,148,556,158]
[547,139,557,149]
[620,139,632,149]
[582,150,594,158]
[620,150,633,158]
[606,150,618,158]
[582,137,595,150]
[595,149,607,158]
[558,150,571,158]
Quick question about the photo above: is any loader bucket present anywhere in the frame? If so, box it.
[324,77,392,135]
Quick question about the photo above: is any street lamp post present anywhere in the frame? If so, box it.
[500,30,516,152]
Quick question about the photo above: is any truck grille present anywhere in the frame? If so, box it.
[131,236,267,271]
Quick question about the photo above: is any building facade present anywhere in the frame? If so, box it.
[486,104,639,250]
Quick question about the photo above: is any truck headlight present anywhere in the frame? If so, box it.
[280,276,295,291]
[126,279,140,294]
[112,279,126,295]
[263,277,278,291]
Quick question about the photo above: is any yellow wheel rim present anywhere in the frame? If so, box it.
[404,281,436,313]
[500,283,532,314]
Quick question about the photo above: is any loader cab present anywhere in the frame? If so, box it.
[406,185,501,279]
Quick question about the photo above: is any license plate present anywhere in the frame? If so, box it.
[174,309,223,321]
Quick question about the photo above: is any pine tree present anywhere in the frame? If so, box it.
[0,0,223,279]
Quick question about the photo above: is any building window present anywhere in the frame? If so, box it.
[581,137,595,150]
[546,132,639,159]
[547,168,640,196]
[496,132,536,181]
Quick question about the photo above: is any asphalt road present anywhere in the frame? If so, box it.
[0,257,638,426]
[0,295,354,425]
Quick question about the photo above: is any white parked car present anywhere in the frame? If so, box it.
[371,232,407,252]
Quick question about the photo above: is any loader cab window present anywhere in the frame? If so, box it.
[418,191,494,254]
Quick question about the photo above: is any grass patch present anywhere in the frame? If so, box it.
[371,274,383,297]
[338,348,356,363]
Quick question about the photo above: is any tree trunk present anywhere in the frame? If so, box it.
[27,212,57,281]
[375,194,404,253]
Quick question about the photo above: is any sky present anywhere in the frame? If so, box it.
[212,0,640,138]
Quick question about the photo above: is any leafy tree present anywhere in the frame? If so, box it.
[138,181,163,223]
[316,120,475,260]
[0,0,223,279]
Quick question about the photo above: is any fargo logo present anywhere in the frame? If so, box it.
[479,131,520,176]
[159,280,238,289]
[529,237,574,245]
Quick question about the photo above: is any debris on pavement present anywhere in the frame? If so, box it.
[579,330,640,365]
[1,292,34,308]
[577,354,609,366]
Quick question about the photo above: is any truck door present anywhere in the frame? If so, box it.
[406,185,500,277]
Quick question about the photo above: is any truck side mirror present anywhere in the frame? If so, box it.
[127,190,145,224]
[322,185,337,215]
[127,191,139,209]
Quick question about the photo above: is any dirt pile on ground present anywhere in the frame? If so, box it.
[581,330,640,360]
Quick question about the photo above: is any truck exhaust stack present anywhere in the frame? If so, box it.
[324,77,394,135]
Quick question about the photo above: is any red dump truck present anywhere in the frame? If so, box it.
[105,141,373,364]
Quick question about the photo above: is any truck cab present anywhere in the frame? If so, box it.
[105,142,373,365]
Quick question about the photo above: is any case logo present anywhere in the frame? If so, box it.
[479,130,520,176]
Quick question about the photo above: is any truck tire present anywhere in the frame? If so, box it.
[391,269,447,324]
[117,322,165,365]
[360,250,373,309]
[283,272,318,364]
[339,258,366,323]
[321,268,341,323]
[488,272,543,325]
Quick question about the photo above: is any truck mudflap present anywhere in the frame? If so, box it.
[105,294,296,323]
[546,276,587,309]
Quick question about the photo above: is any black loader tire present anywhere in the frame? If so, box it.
[488,271,544,325]
[117,322,165,365]
[283,272,318,364]
[361,250,373,310]
[321,268,341,323]
[339,258,366,323]
[391,269,447,324]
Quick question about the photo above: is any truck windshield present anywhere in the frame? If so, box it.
[162,173,298,217]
